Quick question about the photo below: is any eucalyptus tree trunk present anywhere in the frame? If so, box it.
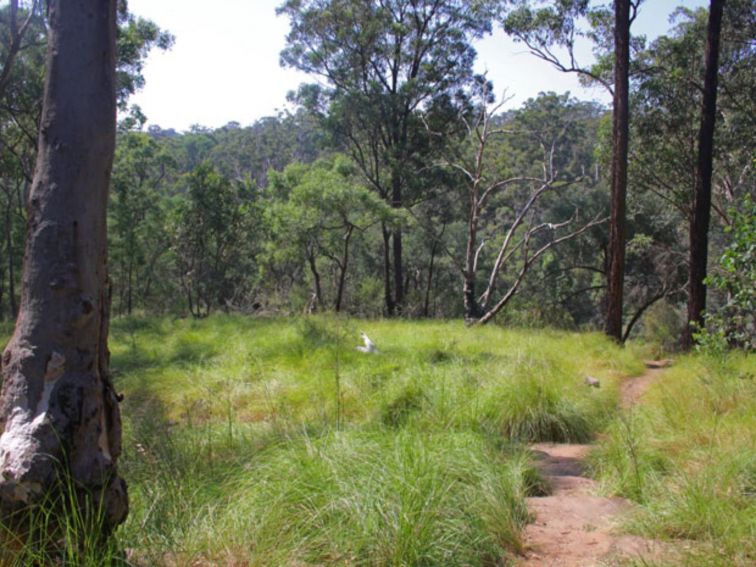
[391,172,404,314]
[4,195,17,318]
[605,0,631,342]
[334,225,354,313]
[0,0,127,536]
[682,0,725,349]
[306,246,323,311]
[381,224,395,316]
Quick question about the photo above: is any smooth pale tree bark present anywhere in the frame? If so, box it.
[604,0,631,342]
[0,0,127,535]
[682,0,725,349]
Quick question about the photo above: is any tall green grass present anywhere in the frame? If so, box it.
[0,473,126,566]
[110,316,642,564]
[590,353,756,565]
[2,315,644,564]
[110,316,640,437]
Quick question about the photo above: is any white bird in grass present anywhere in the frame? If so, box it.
[584,375,601,388]
[356,332,378,354]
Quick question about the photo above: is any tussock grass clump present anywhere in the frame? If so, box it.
[210,429,532,566]
[591,354,756,565]
[0,475,126,566]
[474,355,611,443]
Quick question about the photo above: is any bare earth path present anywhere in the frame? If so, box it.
[518,362,673,566]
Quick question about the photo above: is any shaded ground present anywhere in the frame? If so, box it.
[518,362,674,566]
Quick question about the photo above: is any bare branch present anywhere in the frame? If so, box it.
[472,239,485,273]
[478,181,554,307]
[476,215,608,324]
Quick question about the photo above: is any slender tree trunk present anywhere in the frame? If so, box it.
[334,225,354,313]
[391,173,404,314]
[0,262,5,321]
[605,0,631,342]
[381,223,395,316]
[186,285,195,317]
[623,291,667,343]
[0,0,39,100]
[127,257,133,316]
[0,0,127,535]
[306,248,323,311]
[423,239,438,318]
[392,229,404,314]
[682,0,725,349]
[463,202,482,322]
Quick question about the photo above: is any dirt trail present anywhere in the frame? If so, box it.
[619,360,672,409]
[518,361,672,566]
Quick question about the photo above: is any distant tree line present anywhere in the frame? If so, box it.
[0,0,753,348]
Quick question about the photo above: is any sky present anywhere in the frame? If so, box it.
[126,0,707,132]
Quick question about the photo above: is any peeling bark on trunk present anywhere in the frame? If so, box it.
[682,0,725,349]
[0,0,126,536]
[605,0,631,342]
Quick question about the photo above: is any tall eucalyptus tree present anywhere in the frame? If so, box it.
[278,0,492,315]
[0,0,127,542]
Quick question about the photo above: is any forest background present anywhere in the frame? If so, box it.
[0,0,753,346]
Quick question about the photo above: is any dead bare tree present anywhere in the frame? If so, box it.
[434,92,606,325]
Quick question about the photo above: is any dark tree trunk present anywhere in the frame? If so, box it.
[0,262,5,321]
[185,281,195,317]
[392,230,404,314]
[306,247,323,311]
[423,238,439,318]
[0,0,39,100]
[0,0,127,537]
[605,0,631,342]
[334,225,354,313]
[623,291,667,343]
[126,258,133,316]
[682,0,725,349]
[381,224,395,316]
[391,172,404,315]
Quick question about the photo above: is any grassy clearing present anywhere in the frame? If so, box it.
[590,353,756,566]
[108,315,639,565]
[3,315,751,565]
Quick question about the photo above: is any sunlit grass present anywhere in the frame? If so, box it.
[111,315,641,434]
[3,315,750,564]
[107,315,640,564]
[1,315,647,564]
[590,353,756,565]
